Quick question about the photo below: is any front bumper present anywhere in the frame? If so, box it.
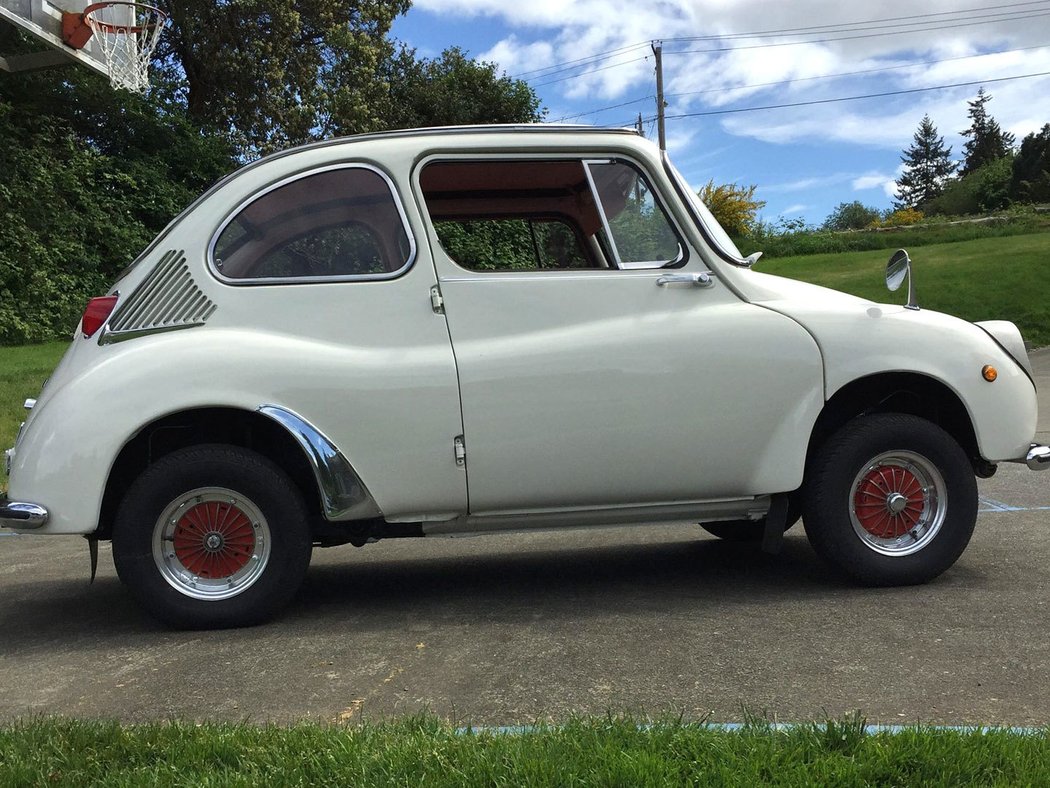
[0,498,49,529]
[1024,444,1050,471]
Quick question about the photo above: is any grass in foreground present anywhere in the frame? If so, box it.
[0,715,1048,787]
[762,232,1050,347]
[0,341,68,491]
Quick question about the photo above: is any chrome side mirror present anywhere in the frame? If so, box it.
[886,249,919,310]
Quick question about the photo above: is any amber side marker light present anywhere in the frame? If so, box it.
[982,365,998,382]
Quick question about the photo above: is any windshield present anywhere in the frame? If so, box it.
[663,156,747,262]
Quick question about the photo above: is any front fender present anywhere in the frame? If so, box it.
[802,305,1036,462]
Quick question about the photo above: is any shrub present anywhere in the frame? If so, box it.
[698,180,765,237]
[876,208,925,228]
[924,157,1014,216]
[823,201,882,231]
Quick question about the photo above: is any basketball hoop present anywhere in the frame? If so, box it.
[62,2,167,93]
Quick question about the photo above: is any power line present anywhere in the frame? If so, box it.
[659,70,1050,120]
[661,0,1050,43]
[549,95,655,123]
[524,8,1050,91]
[531,55,649,88]
[665,43,1050,100]
[509,0,1050,83]
[665,10,1050,57]
[510,42,649,80]
[545,43,1048,124]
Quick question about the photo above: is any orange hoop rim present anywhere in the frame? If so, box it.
[82,1,166,35]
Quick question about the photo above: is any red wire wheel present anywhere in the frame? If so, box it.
[152,487,271,600]
[848,451,947,556]
[173,500,256,579]
[853,465,924,538]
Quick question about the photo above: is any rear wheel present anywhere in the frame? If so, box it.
[113,445,312,629]
[802,413,977,586]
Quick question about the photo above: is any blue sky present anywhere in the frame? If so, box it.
[391,1,1050,227]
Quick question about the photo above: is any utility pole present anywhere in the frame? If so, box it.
[636,113,644,137]
[652,40,666,151]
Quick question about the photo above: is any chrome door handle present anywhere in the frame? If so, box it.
[656,272,714,288]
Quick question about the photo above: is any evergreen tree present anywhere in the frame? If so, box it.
[960,88,1015,176]
[894,114,956,209]
[1010,124,1050,203]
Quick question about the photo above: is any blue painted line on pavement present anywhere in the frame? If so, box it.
[457,722,1045,736]
[979,496,1050,513]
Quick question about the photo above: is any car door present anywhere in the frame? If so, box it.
[206,162,467,519]
[417,154,823,514]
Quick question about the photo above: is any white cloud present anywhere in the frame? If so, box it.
[406,0,1050,222]
[415,0,1050,151]
[781,203,808,214]
[852,172,899,199]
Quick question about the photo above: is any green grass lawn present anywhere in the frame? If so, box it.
[762,232,1050,347]
[0,716,1048,786]
[0,341,68,491]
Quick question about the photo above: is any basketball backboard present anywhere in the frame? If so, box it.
[0,0,129,76]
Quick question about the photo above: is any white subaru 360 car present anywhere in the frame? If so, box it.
[3,126,1048,628]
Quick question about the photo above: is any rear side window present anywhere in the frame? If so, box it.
[211,166,413,282]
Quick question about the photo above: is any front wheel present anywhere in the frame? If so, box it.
[113,445,312,629]
[802,414,977,586]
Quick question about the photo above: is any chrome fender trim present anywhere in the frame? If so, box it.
[256,405,381,521]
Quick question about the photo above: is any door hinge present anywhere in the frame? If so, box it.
[430,285,445,314]
[454,435,466,467]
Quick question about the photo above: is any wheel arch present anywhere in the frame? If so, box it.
[806,372,981,476]
[97,406,379,540]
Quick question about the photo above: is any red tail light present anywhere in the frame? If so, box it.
[81,295,118,337]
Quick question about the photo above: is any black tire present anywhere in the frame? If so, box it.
[802,413,977,586]
[113,444,312,629]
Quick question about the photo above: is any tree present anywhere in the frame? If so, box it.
[0,27,234,344]
[822,201,882,231]
[960,88,1015,176]
[923,157,1015,215]
[894,115,956,209]
[1010,124,1050,204]
[151,0,411,155]
[379,46,544,131]
[698,181,765,237]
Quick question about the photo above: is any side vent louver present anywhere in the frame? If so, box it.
[103,250,216,342]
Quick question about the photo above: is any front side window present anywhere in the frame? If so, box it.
[420,158,683,272]
[212,166,412,282]
[433,217,592,271]
[586,160,683,268]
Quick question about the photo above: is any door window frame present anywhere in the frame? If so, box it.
[416,152,690,275]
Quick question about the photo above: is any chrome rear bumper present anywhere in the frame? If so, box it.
[0,499,49,529]
[1025,444,1050,471]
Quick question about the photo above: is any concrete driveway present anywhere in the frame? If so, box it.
[1,352,1048,727]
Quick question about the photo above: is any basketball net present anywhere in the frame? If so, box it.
[83,3,166,93]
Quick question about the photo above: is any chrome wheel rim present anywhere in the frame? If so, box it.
[849,450,947,556]
[151,487,271,600]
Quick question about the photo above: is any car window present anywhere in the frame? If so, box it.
[433,217,592,271]
[211,166,412,282]
[420,158,684,272]
[586,160,683,269]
